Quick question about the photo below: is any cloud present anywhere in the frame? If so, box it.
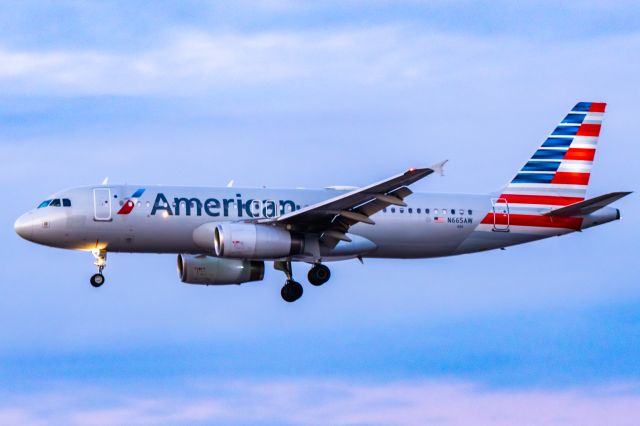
[1,26,638,97]
[2,379,640,426]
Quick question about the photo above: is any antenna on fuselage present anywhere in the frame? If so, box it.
[227,179,234,188]
[101,177,109,185]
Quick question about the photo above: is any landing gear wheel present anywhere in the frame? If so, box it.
[308,264,331,286]
[90,249,108,288]
[90,273,105,288]
[281,280,303,302]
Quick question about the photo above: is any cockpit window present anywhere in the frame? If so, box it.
[37,200,52,208]
[49,199,61,207]
[62,198,71,207]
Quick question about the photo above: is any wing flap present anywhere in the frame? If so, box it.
[320,187,413,247]
[258,162,446,248]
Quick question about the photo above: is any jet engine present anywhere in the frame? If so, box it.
[193,222,305,259]
[177,254,264,285]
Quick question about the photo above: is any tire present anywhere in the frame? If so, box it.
[90,273,105,288]
[308,264,331,286]
[281,280,303,302]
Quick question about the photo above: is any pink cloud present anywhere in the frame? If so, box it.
[2,379,640,425]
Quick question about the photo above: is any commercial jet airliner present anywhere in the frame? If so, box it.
[14,102,631,302]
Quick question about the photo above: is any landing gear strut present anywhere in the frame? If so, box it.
[308,264,331,286]
[274,261,303,302]
[90,249,107,288]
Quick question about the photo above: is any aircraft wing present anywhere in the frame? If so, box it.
[544,191,632,217]
[258,161,447,247]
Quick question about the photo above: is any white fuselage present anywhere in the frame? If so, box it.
[13,185,619,261]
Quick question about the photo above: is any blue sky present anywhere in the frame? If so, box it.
[1,1,640,424]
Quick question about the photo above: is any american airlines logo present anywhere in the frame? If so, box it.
[117,188,146,215]
[150,193,298,218]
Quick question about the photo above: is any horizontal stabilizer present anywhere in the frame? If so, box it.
[544,191,632,217]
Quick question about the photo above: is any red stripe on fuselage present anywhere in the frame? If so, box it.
[564,148,596,161]
[499,194,584,206]
[481,213,583,230]
[551,172,591,185]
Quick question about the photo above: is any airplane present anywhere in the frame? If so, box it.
[14,102,631,302]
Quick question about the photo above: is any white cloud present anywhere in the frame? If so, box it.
[0,26,638,96]
[3,379,640,426]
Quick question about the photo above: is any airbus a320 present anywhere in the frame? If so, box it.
[14,102,631,302]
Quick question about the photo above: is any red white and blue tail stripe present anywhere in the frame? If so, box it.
[478,102,606,234]
[502,102,605,208]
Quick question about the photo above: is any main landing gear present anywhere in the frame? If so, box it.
[275,261,303,303]
[308,264,331,286]
[274,261,332,302]
[90,249,107,288]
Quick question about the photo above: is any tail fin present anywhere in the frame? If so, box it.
[500,102,606,207]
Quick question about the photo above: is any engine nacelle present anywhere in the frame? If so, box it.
[194,222,304,259]
[177,254,264,285]
[215,223,305,258]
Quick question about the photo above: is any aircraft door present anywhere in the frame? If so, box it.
[491,198,509,231]
[93,188,112,221]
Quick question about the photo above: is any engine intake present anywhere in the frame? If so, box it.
[177,254,264,285]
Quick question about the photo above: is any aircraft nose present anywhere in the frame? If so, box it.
[14,213,34,240]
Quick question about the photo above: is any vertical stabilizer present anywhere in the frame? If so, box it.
[500,102,606,209]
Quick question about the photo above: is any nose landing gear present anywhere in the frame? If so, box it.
[90,249,107,288]
[90,273,105,287]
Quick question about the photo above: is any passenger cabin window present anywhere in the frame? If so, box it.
[391,208,396,213]
[451,209,456,215]
[442,209,447,215]
[408,208,413,214]
[37,200,51,209]
[49,199,61,207]
[468,209,473,215]
[62,199,71,207]
[459,209,464,215]
[417,208,421,214]
[425,208,430,214]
